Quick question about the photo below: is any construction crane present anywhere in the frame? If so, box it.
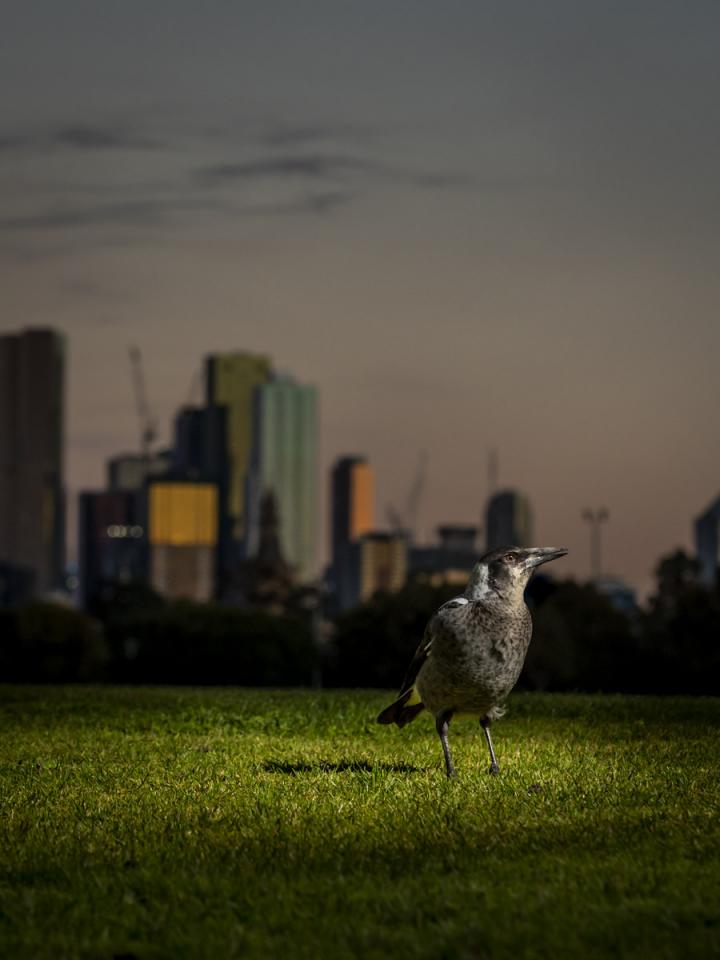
[128,345,158,462]
[385,451,428,543]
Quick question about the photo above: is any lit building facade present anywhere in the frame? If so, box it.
[485,490,533,551]
[205,352,271,547]
[147,480,219,601]
[0,328,65,595]
[246,376,317,583]
[356,532,408,603]
[330,456,374,609]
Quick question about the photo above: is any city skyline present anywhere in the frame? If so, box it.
[2,2,720,596]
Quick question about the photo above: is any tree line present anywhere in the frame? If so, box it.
[1,551,718,695]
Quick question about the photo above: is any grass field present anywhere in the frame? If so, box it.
[1,686,719,960]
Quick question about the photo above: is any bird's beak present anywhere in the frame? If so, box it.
[524,547,568,570]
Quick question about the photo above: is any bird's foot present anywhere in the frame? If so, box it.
[445,766,458,779]
[489,762,500,776]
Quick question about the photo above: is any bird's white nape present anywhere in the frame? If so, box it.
[465,562,491,601]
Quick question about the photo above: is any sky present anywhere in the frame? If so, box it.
[2,1,719,597]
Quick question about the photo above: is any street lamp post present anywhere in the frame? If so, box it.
[582,508,609,580]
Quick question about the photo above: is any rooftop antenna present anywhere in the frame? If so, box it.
[582,507,609,580]
[385,451,428,543]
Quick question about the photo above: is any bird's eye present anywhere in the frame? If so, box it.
[504,552,518,562]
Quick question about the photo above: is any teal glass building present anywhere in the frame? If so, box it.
[246,376,318,584]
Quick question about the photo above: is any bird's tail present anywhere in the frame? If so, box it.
[376,687,425,728]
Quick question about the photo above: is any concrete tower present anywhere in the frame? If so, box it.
[0,328,65,594]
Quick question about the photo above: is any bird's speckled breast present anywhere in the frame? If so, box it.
[416,599,532,715]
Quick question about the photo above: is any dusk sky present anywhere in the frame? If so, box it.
[2,1,719,596]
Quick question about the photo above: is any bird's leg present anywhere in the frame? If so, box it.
[436,710,456,779]
[480,716,500,776]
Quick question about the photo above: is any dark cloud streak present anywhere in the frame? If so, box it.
[197,154,372,182]
[0,123,162,155]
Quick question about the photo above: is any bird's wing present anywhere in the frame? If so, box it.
[396,597,467,695]
[397,630,433,696]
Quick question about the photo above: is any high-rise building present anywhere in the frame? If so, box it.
[0,328,65,594]
[356,532,407,603]
[329,456,374,609]
[246,376,317,583]
[205,352,271,548]
[173,406,227,482]
[106,451,172,493]
[695,495,720,587]
[485,490,533,551]
[147,480,219,601]
[331,457,374,567]
[78,491,145,609]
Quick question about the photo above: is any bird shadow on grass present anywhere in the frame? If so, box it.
[261,759,424,775]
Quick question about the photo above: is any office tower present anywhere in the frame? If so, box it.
[356,532,408,602]
[331,456,374,568]
[485,490,533,551]
[78,491,145,609]
[695,496,720,587]
[205,352,271,549]
[147,480,219,601]
[246,376,317,583]
[106,451,172,493]
[329,456,374,609]
[173,405,227,481]
[0,328,65,594]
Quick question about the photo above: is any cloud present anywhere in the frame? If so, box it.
[0,123,161,156]
[196,151,471,195]
[0,117,471,251]
[51,125,159,150]
[197,154,371,182]
[256,190,356,217]
[260,121,376,148]
[0,200,175,232]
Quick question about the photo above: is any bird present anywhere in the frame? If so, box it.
[376,546,568,778]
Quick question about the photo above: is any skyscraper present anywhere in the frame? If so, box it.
[0,328,65,594]
[485,490,533,551]
[246,376,317,583]
[695,495,720,588]
[355,532,407,602]
[330,456,374,609]
[147,479,219,601]
[205,352,271,549]
[173,405,227,483]
[331,456,374,569]
[78,491,145,609]
[106,451,172,493]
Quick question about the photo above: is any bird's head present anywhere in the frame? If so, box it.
[466,546,568,600]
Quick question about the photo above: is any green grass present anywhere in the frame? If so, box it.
[1,687,719,960]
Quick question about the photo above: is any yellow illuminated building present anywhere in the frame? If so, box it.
[149,482,218,546]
